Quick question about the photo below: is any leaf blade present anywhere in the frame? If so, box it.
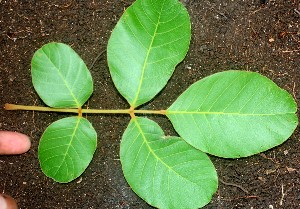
[167,70,298,158]
[31,42,93,108]
[107,0,191,107]
[38,117,97,183]
[120,117,217,209]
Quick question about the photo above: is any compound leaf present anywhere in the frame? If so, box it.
[107,0,191,108]
[167,70,298,158]
[31,42,93,108]
[120,117,217,209]
[38,117,97,183]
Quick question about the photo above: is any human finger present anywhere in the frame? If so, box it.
[0,194,18,209]
[0,131,31,155]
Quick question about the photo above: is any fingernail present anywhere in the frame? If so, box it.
[0,194,7,209]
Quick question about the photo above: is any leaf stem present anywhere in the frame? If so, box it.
[4,103,166,115]
[134,109,166,115]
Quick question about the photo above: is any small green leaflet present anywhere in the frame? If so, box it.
[31,42,93,108]
[120,117,217,209]
[107,0,191,108]
[167,70,298,158]
[38,117,97,183]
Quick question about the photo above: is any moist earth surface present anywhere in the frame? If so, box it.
[0,0,299,208]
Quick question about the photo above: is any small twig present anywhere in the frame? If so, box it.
[294,8,300,16]
[89,49,106,70]
[259,153,279,164]
[49,0,73,9]
[221,195,259,201]
[280,184,285,205]
[281,49,300,53]
[292,82,297,101]
[249,6,266,15]
[219,178,249,193]
[279,183,294,206]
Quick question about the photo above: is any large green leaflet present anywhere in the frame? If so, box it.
[107,0,191,108]
[31,42,93,108]
[167,71,298,158]
[38,117,97,183]
[120,117,217,209]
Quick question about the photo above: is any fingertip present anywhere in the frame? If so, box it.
[0,194,18,209]
[0,131,31,155]
[0,194,7,209]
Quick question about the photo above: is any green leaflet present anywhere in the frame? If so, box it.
[167,70,298,158]
[120,117,217,209]
[31,42,93,108]
[107,0,191,108]
[38,117,97,183]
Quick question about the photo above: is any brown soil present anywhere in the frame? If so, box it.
[0,0,299,208]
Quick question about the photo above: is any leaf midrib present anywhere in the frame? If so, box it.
[133,118,201,187]
[131,2,164,107]
[42,47,80,107]
[166,111,295,116]
[53,117,81,178]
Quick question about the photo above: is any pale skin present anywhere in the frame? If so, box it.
[0,131,31,209]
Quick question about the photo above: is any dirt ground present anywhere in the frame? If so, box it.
[0,0,299,208]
